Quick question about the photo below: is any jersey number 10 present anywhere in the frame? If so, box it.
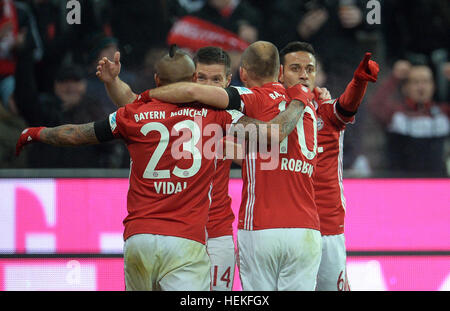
[278,101,318,160]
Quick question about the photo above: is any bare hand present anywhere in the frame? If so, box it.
[96,51,121,83]
[314,87,331,100]
[392,60,411,80]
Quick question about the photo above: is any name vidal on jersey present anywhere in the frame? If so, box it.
[154,181,187,194]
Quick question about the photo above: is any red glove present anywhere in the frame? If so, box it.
[353,52,379,83]
[286,83,315,105]
[16,127,46,156]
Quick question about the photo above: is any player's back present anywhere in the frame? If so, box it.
[236,82,320,231]
[110,99,239,244]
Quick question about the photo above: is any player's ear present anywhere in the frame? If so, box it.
[278,64,284,84]
[154,73,161,87]
[239,66,247,84]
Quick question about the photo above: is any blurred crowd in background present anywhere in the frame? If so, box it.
[0,0,449,177]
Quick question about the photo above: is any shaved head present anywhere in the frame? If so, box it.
[241,41,280,80]
[155,50,196,86]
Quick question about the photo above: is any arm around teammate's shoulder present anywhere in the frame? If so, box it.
[148,82,232,109]
[232,98,305,145]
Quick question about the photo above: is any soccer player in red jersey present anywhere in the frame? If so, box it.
[193,47,236,291]
[16,49,308,291]
[96,46,238,291]
[141,41,322,291]
[279,41,379,291]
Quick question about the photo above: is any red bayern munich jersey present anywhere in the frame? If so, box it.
[109,98,242,244]
[135,90,235,239]
[314,98,355,235]
[206,158,234,238]
[235,82,320,231]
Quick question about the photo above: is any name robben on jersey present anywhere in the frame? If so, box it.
[280,157,314,177]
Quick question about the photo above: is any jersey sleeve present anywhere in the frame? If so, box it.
[318,99,355,131]
[231,86,264,117]
[215,109,244,134]
[108,106,129,140]
[132,90,151,104]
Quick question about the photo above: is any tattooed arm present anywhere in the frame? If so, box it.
[39,123,100,146]
[233,99,304,143]
[269,99,304,141]
[15,120,116,156]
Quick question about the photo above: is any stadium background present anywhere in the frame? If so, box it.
[0,0,448,291]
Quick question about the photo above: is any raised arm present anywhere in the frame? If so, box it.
[337,52,379,114]
[96,51,138,107]
[148,82,231,109]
